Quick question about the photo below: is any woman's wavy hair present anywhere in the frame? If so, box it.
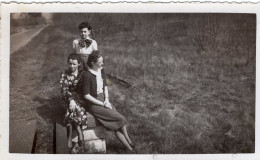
[78,21,92,30]
[78,21,95,39]
[67,53,83,70]
[87,51,102,68]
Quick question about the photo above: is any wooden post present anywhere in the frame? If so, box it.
[9,120,37,153]
[55,122,70,154]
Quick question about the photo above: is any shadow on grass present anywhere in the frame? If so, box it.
[32,95,65,153]
[34,96,65,125]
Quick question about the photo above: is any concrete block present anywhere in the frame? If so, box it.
[87,113,102,128]
[84,139,106,153]
[72,125,105,142]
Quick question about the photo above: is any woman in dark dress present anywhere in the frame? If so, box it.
[82,51,135,151]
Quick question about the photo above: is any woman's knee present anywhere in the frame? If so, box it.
[117,113,126,121]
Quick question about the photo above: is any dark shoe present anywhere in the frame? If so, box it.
[127,148,138,154]
[70,144,78,154]
[129,142,135,149]
[133,148,138,154]
[78,140,85,147]
[78,140,85,153]
[70,143,84,154]
[67,146,73,154]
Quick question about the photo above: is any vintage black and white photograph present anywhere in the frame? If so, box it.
[1,3,258,158]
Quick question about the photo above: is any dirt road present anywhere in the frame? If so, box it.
[10,26,47,54]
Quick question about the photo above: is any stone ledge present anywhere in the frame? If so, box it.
[72,125,105,142]
[84,139,106,153]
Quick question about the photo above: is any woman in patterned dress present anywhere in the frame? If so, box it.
[60,53,87,149]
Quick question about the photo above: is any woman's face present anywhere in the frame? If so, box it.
[92,56,104,69]
[79,28,91,39]
[68,59,80,72]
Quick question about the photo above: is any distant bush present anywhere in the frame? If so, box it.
[187,14,256,67]
[10,13,47,34]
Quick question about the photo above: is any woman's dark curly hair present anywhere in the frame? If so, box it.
[67,53,83,70]
[78,22,92,30]
[87,51,102,68]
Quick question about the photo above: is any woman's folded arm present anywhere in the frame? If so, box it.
[84,94,104,106]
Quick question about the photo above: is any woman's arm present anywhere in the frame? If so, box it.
[102,69,112,109]
[104,86,109,100]
[103,86,112,109]
[60,73,74,101]
[60,72,77,110]
[72,39,77,49]
[84,94,104,106]
[82,72,105,107]
[92,40,98,50]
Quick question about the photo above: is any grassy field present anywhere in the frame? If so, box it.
[10,13,255,154]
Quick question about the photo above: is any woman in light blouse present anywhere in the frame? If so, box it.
[82,51,135,152]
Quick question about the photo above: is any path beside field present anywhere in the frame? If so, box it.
[10,25,48,54]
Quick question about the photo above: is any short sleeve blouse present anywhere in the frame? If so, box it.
[73,38,98,55]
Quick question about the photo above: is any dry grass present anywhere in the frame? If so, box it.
[10,13,255,154]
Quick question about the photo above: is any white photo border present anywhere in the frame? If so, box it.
[1,2,259,160]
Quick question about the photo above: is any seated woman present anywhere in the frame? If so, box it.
[82,51,135,152]
[60,53,87,150]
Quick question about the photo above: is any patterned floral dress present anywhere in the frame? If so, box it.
[60,69,87,126]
